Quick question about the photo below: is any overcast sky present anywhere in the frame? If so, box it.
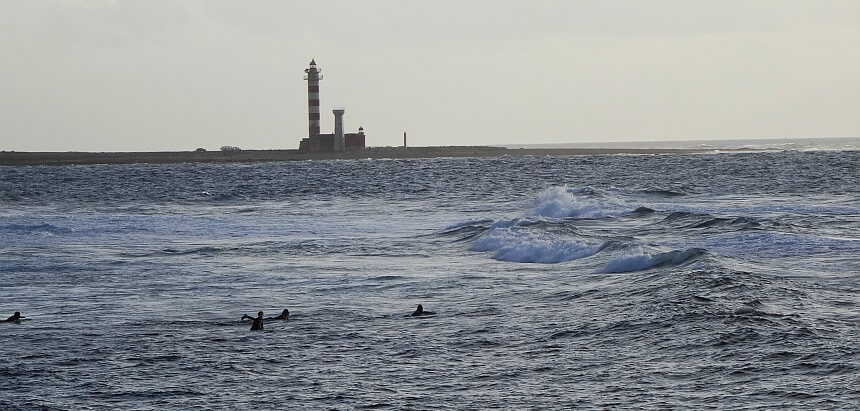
[2,0,859,151]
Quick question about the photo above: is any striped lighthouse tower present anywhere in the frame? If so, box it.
[304,59,322,137]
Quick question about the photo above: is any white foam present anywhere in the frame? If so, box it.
[467,186,646,263]
[527,186,635,219]
[472,220,602,263]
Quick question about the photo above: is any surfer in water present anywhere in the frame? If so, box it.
[267,309,290,320]
[4,312,24,323]
[411,304,435,317]
[241,311,264,331]
[243,309,289,322]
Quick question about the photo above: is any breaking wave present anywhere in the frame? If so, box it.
[470,219,604,263]
[600,248,707,273]
[528,186,640,219]
[466,186,652,264]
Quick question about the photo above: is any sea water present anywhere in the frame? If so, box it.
[1,147,858,409]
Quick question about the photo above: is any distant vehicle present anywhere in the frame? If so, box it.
[220,146,242,152]
[195,147,206,152]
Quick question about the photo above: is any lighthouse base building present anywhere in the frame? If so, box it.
[299,130,366,152]
[298,112,366,152]
[298,59,366,152]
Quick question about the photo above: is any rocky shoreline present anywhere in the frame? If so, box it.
[0,146,711,166]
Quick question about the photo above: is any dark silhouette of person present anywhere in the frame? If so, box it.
[243,309,289,322]
[4,312,24,323]
[241,311,264,331]
[267,309,289,320]
[411,304,435,317]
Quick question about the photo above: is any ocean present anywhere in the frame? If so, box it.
[1,142,858,409]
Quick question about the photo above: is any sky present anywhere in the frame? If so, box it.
[2,0,859,152]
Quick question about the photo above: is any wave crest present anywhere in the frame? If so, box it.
[528,186,643,219]
[472,219,603,263]
[601,248,706,273]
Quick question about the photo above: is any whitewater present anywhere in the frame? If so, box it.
[1,148,858,409]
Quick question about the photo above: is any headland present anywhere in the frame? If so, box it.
[0,146,713,166]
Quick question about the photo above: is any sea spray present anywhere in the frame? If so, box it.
[528,186,643,219]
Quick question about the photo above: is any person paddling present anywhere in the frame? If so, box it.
[267,309,290,320]
[241,311,264,331]
[243,309,289,323]
[4,312,24,323]
[411,304,435,317]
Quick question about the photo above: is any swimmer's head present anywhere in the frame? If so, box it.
[257,311,264,317]
[282,309,290,316]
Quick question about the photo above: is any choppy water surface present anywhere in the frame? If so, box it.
[1,150,858,409]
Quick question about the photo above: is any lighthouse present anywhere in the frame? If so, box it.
[297,59,366,152]
[304,59,322,137]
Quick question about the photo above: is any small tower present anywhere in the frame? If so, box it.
[304,59,323,137]
[333,108,345,152]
